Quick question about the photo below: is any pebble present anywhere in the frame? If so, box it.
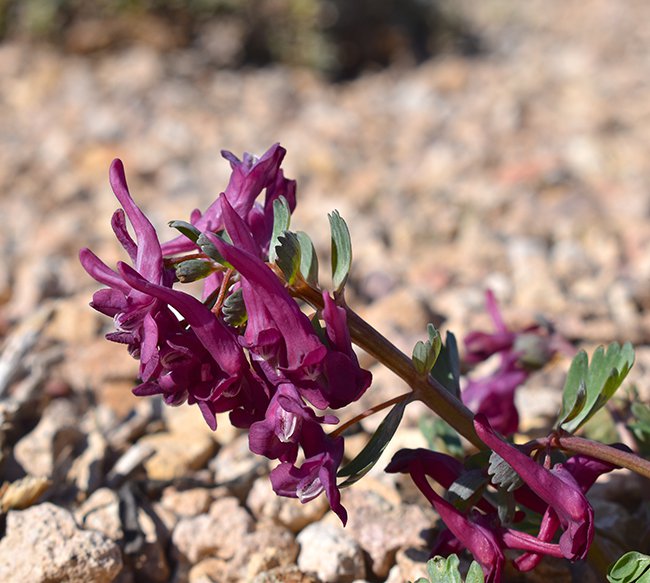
[139,430,216,481]
[326,487,435,578]
[297,522,366,583]
[0,502,123,582]
[247,475,328,533]
[172,496,254,564]
[13,398,85,477]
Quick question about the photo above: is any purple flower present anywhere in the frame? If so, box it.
[162,144,295,257]
[474,415,596,561]
[462,290,572,434]
[513,453,620,571]
[118,262,268,429]
[214,195,372,410]
[79,159,168,380]
[386,449,505,582]
[270,422,347,525]
[462,353,526,435]
[248,382,338,463]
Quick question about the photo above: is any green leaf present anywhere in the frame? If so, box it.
[296,231,319,285]
[559,342,635,433]
[496,487,517,526]
[174,259,215,283]
[488,451,524,492]
[446,469,488,511]
[629,403,650,447]
[427,555,462,583]
[557,351,589,427]
[409,554,484,583]
[412,324,443,376]
[222,288,247,327]
[328,210,352,293]
[607,551,650,583]
[419,417,464,458]
[275,231,301,285]
[337,395,412,486]
[197,232,230,267]
[168,220,201,243]
[430,332,461,398]
[465,561,485,583]
[269,196,291,263]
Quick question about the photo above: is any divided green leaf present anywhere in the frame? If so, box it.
[496,487,517,526]
[558,342,635,433]
[168,220,201,243]
[465,562,485,583]
[197,232,230,267]
[222,288,248,327]
[419,417,464,458]
[412,324,443,376]
[337,395,412,487]
[430,331,461,398]
[411,554,484,583]
[607,551,650,583]
[275,231,301,285]
[488,451,524,492]
[446,469,488,511]
[269,196,291,263]
[296,231,319,286]
[328,210,352,293]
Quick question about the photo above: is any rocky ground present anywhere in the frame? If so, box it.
[0,1,650,581]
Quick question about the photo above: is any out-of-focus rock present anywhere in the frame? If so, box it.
[13,398,85,477]
[160,486,213,517]
[297,522,366,583]
[75,487,171,583]
[172,496,254,564]
[247,475,329,533]
[325,486,435,578]
[0,502,122,582]
[139,430,216,481]
[211,433,268,499]
[0,475,50,512]
[253,565,322,583]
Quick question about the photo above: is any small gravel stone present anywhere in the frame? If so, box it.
[0,502,122,582]
[139,430,216,481]
[247,475,328,533]
[172,496,254,564]
[160,486,213,517]
[297,522,366,583]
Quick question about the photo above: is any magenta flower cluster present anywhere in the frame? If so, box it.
[80,144,372,523]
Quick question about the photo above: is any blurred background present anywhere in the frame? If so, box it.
[0,1,650,581]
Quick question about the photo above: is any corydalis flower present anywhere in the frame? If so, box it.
[118,262,267,430]
[270,422,347,525]
[462,290,571,434]
[474,415,596,561]
[386,449,505,583]
[79,159,169,381]
[162,143,296,257]
[215,195,372,410]
[248,382,338,463]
